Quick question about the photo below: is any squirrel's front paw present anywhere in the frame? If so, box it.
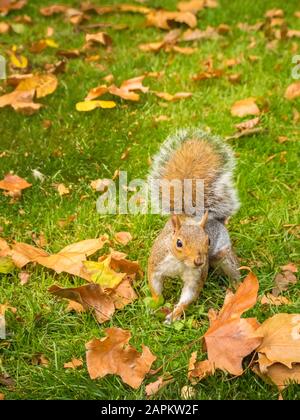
[164,308,182,324]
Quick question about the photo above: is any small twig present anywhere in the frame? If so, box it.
[225,127,266,141]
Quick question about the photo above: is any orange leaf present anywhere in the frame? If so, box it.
[86,327,156,389]
[114,231,132,245]
[231,97,260,117]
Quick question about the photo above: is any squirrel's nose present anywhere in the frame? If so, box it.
[194,257,204,267]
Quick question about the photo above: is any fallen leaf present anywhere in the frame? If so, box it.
[177,0,205,14]
[64,358,83,370]
[153,91,192,101]
[56,183,70,196]
[281,263,298,273]
[181,26,219,41]
[146,10,197,30]
[49,283,115,323]
[204,272,262,375]
[85,32,112,47]
[253,362,300,391]
[0,256,14,274]
[0,393,4,400]
[272,270,297,296]
[231,97,260,117]
[40,4,67,16]
[0,238,10,257]
[188,356,214,383]
[114,231,132,246]
[0,373,15,389]
[0,0,27,15]
[76,100,116,111]
[86,327,156,389]
[85,85,108,101]
[145,375,173,396]
[0,89,42,115]
[110,275,137,309]
[0,174,31,197]
[16,74,58,98]
[18,271,30,285]
[254,314,300,368]
[32,353,49,367]
[181,385,196,399]
[285,82,300,100]
[0,22,10,33]
[83,257,126,289]
[260,293,291,306]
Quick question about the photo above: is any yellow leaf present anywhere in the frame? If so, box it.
[45,38,59,48]
[16,74,58,98]
[9,51,28,69]
[83,257,125,289]
[76,100,116,111]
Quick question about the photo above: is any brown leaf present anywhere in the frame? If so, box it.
[114,231,132,246]
[204,272,262,375]
[153,91,192,101]
[260,293,291,306]
[85,32,112,47]
[254,314,300,368]
[281,263,298,273]
[0,174,31,193]
[188,353,214,383]
[285,82,300,100]
[18,271,30,285]
[145,375,173,396]
[272,270,297,296]
[0,373,15,389]
[0,89,41,115]
[181,26,219,41]
[0,22,10,33]
[0,238,10,257]
[231,97,260,117]
[253,363,300,391]
[0,0,27,15]
[64,358,83,369]
[16,74,58,98]
[177,0,205,14]
[146,10,197,30]
[85,85,108,101]
[86,327,156,389]
[11,242,48,268]
[32,353,49,367]
[110,276,137,310]
[49,283,115,324]
[40,5,67,16]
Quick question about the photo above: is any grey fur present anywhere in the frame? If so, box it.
[148,128,240,220]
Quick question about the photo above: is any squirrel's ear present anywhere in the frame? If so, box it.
[199,210,209,229]
[171,214,181,231]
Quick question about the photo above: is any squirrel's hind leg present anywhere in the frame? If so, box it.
[210,246,240,286]
[148,271,164,302]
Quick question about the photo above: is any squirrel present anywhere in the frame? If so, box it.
[147,128,241,323]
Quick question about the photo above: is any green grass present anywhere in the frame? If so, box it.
[0,0,300,400]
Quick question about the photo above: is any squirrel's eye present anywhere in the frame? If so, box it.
[176,239,183,248]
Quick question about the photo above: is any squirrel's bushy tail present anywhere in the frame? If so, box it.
[148,128,240,220]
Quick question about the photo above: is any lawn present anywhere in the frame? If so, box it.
[0,0,299,400]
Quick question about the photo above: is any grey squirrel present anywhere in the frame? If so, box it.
[147,128,241,323]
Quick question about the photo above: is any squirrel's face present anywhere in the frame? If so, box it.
[171,213,210,269]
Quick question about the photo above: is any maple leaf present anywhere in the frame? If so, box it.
[0,89,41,115]
[145,375,173,396]
[260,293,291,306]
[204,272,262,376]
[254,314,300,368]
[86,327,156,389]
[64,358,83,370]
[0,174,31,198]
[253,362,300,392]
[49,283,115,324]
[114,231,132,245]
[231,97,260,117]
[285,82,300,100]
[83,257,126,289]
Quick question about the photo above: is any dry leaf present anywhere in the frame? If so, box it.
[272,270,297,296]
[181,385,196,399]
[110,275,137,309]
[260,293,291,306]
[0,89,41,115]
[153,91,192,101]
[285,82,300,100]
[85,32,112,47]
[253,363,300,391]
[86,327,156,389]
[204,272,262,375]
[83,257,126,289]
[146,10,197,30]
[90,178,111,192]
[181,26,219,41]
[0,238,10,257]
[85,85,108,101]
[0,0,27,15]
[76,100,116,111]
[32,353,49,367]
[18,271,30,285]
[0,22,10,33]
[231,97,260,117]
[177,0,205,14]
[56,183,70,196]
[145,375,173,396]
[49,283,115,323]
[64,358,83,370]
[188,356,214,383]
[254,314,300,368]
[0,174,31,196]
[281,263,297,273]
[16,74,58,98]
[114,231,132,246]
